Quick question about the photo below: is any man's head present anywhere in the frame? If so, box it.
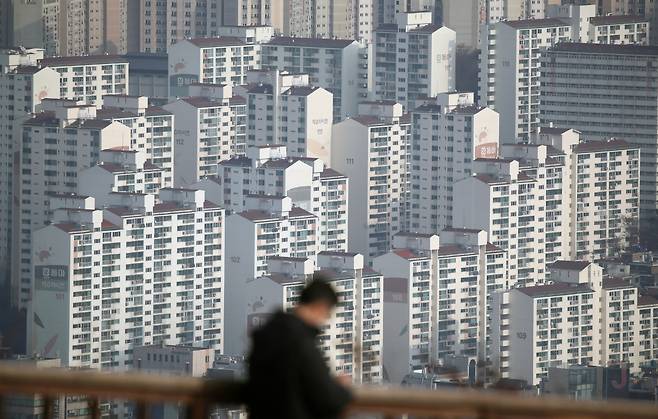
[295,277,338,328]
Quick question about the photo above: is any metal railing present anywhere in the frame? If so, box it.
[0,364,658,418]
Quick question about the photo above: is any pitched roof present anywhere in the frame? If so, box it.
[41,55,127,67]
[549,260,591,271]
[549,42,658,56]
[603,277,634,290]
[503,18,570,29]
[266,37,355,49]
[573,139,636,153]
[517,282,592,298]
[187,37,245,47]
[319,168,346,179]
[589,15,648,25]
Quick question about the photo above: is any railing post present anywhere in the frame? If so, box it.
[88,397,101,419]
[135,401,150,419]
[186,399,209,419]
[42,395,55,419]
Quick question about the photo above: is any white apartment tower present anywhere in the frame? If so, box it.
[236,70,333,163]
[40,55,129,106]
[12,100,131,309]
[410,92,500,233]
[168,36,266,98]
[373,12,456,111]
[30,189,225,369]
[224,195,319,354]
[454,131,640,284]
[240,252,384,384]
[489,18,571,142]
[98,95,175,185]
[78,149,171,196]
[260,37,370,121]
[493,261,603,385]
[540,43,658,220]
[493,261,658,385]
[202,144,348,252]
[164,89,247,186]
[333,101,411,260]
[138,0,228,53]
[373,230,508,384]
[0,48,60,307]
[453,158,543,286]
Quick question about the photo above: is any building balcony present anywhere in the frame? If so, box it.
[1,365,657,418]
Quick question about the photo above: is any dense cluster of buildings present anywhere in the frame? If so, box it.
[3,1,658,406]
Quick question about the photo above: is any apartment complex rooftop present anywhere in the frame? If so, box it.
[588,15,648,25]
[187,37,245,47]
[503,18,571,29]
[40,55,128,66]
[550,42,658,56]
[266,37,355,49]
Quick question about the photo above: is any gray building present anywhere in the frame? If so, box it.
[540,42,658,220]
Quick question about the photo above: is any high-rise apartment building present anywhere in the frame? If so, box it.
[373,12,456,111]
[373,230,508,384]
[40,55,129,106]
[0,47,60,307]
[30,188,225,369]
[235,70,334,163]
[163,89,247,186]
[78,149,171,197]
[492,260,658,385]
[224,195,319,354]
[332,101,411,260]
[410,92,500,233]
[239,252,384,383]
[168,36,265,98]
[453,159,544,286]
[261,37,370,121]
[599,0,658,44]
[489,19,572,142]
[201,144,348,252]
[12,100,131,309]
[540,43,658,219]
[97,95,174,185]
[137,0,227,53]
[12,0,129,56]
[454,131,641,285]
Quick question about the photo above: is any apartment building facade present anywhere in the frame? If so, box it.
[12,0,129,56]
[260,37,370,121]
[373,12,456,111]
[78,149,170,197]
[493,261,658,385]
[12,100,131,309]
[163,89,246,186]
[30,189,225,369]
[332,102,411,260]
[224,195,319,354]
[40,55,129,106]
[540,43,658,219]
[0,48,60,307]
[410,92,500,233]
[236,70,334,163]
[240,252,384,384]
[168,36,266,99]
[203,144,348,252]
[373,230,508,384]
[98,95,174,186]
[492,19,572,142]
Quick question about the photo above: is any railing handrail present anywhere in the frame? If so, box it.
[0,364,657,418]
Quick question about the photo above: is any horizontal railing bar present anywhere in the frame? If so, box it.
[351,387,658,418]
[0,365,657,418]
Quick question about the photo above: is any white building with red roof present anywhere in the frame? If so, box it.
[29,188,224,370]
